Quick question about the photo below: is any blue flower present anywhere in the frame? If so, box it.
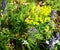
[51,10,56,20]
[51,10,56,16]
[48,37,56,50]
[2,0,6,9]
[49,37,56,45]
[2,0,6,14]
[55,32,60,39]
[46,37,59,50]
[46,32,60,50]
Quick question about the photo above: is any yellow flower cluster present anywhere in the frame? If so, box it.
[36,5,51,16]
[25,4,51,25]
[40,6,51,16]
[25,16,39,25]
[39,16,50,23]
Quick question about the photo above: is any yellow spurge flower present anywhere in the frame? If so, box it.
[44,17,50,22]
[45,25,49,32]
[25,16,33,24]
[33,22,36,25]
[39,17,44,23]
[40,5,51,16]
[31,5,36,13]
[36,5,41,10]
[28,16,31,19]
[35,22,39,25]
[47,6,51,12]
[35,15,39,21]
[31,9,34,13]
[25,18,30,23]
[28,20,33,24]
[37,5,40,8]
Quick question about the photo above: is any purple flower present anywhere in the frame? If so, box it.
[51,10,56,20]
[55,33,60,39]
[2,0,6,14]
[2,0,6,9]
[28,27,38,32]
[46,32,60,50]
[51,10,56,16]
[49,37,56,45]
[46,37,56,50]
[48,37,56,50]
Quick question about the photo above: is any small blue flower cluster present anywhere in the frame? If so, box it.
[46,32,60,50]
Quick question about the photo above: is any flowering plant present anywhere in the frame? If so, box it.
[0,0,60,50]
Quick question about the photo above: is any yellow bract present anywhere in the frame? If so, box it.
[36,5,41,10]
[40,5,51,16]
[35,15,39,21]
[25,18,30,23]
[31,4,36,13]
[44,17,50,22]
[45,25,49,32]
[39,17,44,23]
[29,20,33,24]
[25,4,51,25]
[35,22,39,25]
[33,22,36,25]
[28,16,31,19]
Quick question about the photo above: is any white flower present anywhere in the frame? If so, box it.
[46,41,49,44]
[55,40,59,44]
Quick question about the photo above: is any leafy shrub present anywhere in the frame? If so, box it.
[0,0,60,50]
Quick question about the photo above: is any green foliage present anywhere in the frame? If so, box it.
[0,0,60,50]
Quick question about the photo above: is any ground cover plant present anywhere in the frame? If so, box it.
[0,0,60,50]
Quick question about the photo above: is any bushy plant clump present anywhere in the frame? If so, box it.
[0,0,60,50]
